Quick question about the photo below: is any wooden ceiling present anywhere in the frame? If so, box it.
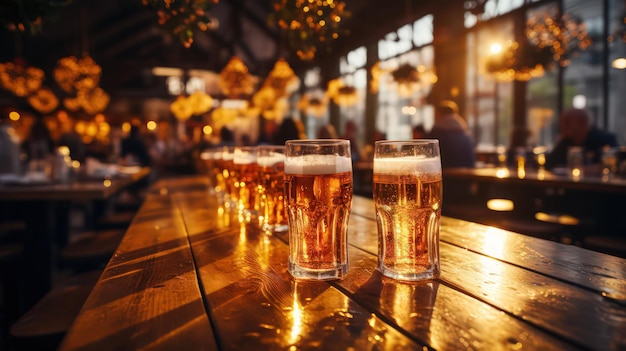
[0,0,456,98]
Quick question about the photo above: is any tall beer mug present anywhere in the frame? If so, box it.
[285,139,353,280]
[373,140,442,281]
[257,145,288,233]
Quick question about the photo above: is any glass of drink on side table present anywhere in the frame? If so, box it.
[284,139,353,280]
[257,145,288,233]
[373,139,442,281]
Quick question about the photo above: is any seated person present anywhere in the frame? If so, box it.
[545,108,618,171]
[426,100,476,168]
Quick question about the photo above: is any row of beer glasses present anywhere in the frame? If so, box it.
[204,145,289,231]
[204,139,443,282]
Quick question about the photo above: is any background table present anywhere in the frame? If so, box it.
[0,167,151,308]
[60,175,626,350]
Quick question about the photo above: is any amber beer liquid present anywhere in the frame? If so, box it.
[373,141,442,281]
[233,147,258,213]
[285,140,353,280]
[257,147,287,232]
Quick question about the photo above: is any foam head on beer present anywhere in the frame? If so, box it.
[257,152,285,167]
[284,154,352,175]
[374,156,441,175]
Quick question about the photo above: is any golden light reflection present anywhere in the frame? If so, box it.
[381,280,414,326]
[480,227,508,257]
[147,120,157,131]
[8,111,20,121]
[537,168,546,180]
[495,168,509,178]
[289,285,304,345]
[103,178,112,187]
[487,199,514,212]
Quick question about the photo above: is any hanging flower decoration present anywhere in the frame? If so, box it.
[269,0,350,60]
[370,62,383,94]
[253,86,277,112]
[485,41,552,82]
[0,59,45,97]
[141,0,219,48]
[262,58,300,98]
[170,95,195,120]
[298,92,328,118]
[186,90,214,115]
[27,87,59,114]
[389,63,438,98]
[0,0,70,33]
[526,12,592,68]
[218,56,256,98]
[326,79,358,107]
[53,56,101,94]
[77,87,110,115]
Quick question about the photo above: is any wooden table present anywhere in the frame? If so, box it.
[0,167,151,307]
[60,175,626,350]
[443,167,626,194]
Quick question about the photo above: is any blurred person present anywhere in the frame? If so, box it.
[342,120,364,163]
[273,117,306,145]
[120,124,151,167]
[426,100,476,168]
[0,105,21,175]
[58,118,86,163]
[545,108,618,171]
[21,116,55,161]
[412,124,426,139]
[317,124,338,139]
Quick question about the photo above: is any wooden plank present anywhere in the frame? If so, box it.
[177,181,583,350]
[351,196,626,298]
[345,208,626,350]
[336,247,579,351]
[59,184,217,351]
[178,192,428,350]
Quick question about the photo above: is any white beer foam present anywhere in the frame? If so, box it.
[257,153,285,167]
[234,153,257,165]
[285,155,352,174]
[374,156,441,174]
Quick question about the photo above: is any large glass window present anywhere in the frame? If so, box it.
[608,0,626,145]
[466,17,515,151]
[376,15,435,140]
[562,0,604,128]
[526,3,559,148]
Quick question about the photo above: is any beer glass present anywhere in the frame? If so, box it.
[373,140,442,281]
[233,146,258,213]
[257,145,288,232]
[285,139,353,280]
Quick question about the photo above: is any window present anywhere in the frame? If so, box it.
[466,17,515,151]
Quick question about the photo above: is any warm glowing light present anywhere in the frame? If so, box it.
[612,58,626,69]
[496,168,510,178]
[289,287,304,344]
[146,120,157,131]
[122,122,131,133]
[8,111,20,121]
[103,178,112,187]
[490,43,503,54]
[487,199,514,212]
[203,125,213,135]
[58,146,70,156]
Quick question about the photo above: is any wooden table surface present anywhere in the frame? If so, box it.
[442,166,626,194]
[60,175,626,351]
[0,167,152,201]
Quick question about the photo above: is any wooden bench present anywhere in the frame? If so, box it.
[10,270,102,351]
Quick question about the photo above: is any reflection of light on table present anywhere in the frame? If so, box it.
[289,287,303,345]
[535,212,580,225]
[496,168,509,178]
[487,199,514,212]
